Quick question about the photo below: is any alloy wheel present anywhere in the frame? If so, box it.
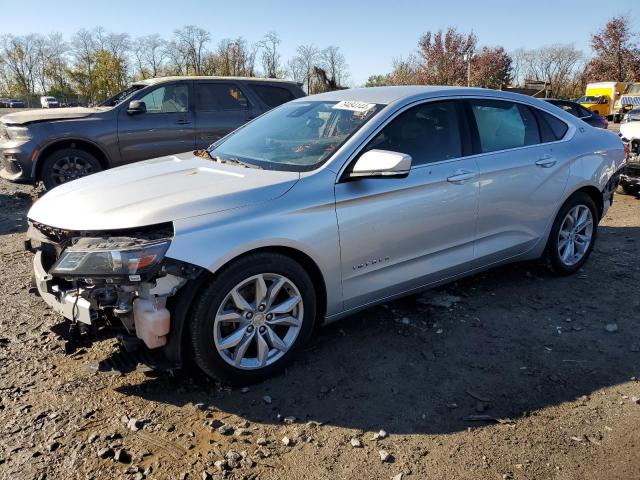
[557,204,593,266]
[50,155,95,185]
[213,273,304,370]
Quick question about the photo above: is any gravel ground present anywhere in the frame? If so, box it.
[0,178,639,480]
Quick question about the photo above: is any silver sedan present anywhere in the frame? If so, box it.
[27,86,625,384]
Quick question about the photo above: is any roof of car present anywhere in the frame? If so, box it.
[298,86,547,106]
[133,76,301,87]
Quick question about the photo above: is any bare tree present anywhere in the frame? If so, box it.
[0,34,40,95]
[132,34,165,79]
[173,25,211,75]
[259,31,281,78]
[520,44,583,97]
[289,44,319,93]
[70,28,97,102]
[320,46,348,87]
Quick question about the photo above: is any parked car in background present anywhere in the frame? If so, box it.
[40,96,60,108]
[26,86,625,383]
[544,99,608,129]
[622,107,640,123]
[0,98,10,108]
[8,99,25,108]
[1,76,305,189]
[614,82,640,123]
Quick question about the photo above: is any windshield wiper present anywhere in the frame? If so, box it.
[210,154,262,169]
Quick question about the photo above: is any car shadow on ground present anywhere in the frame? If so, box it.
[104,225,638,435]
[0,192,31,235]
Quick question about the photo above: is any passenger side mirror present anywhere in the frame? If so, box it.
[127,100,147,115]
[349,149,412,179]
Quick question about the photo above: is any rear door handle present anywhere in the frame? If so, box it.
[535,155,556,168]
[176,119,192,125]
[446,169,476,184]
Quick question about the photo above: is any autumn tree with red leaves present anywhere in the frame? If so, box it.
[470,46,512,89]
[586,16,640,82]
[417,27,476,85]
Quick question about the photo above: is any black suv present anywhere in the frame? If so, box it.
[0,77,305,188]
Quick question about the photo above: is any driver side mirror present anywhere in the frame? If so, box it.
[348,149,412,179]
[127,100,147,115]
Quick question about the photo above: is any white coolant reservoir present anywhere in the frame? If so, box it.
[133,298,170,349]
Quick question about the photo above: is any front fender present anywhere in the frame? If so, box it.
[166,169,343,316]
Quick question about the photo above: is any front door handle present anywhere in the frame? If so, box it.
[446,169,476,184]
[535,155,556,168]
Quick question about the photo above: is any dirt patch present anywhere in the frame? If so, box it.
[0,179,639,480]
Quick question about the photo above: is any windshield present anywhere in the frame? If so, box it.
[578,96,602,103]
[99,85,145,107]
[208,100,384,171]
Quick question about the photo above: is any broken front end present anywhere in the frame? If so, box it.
[26,221,203,367]
[619,123,640,194]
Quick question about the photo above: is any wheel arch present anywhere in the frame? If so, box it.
[164,245,328,368]
[33,138,111,180]
[573,185,604,220]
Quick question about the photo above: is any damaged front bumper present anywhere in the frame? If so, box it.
[33,250,94,324]
[26,221,203,368]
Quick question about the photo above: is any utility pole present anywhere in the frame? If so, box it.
[464,52,474,87]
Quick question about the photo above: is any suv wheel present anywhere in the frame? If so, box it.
[41,148,102,189]
[188,253,317,385]
[545,192,598,275]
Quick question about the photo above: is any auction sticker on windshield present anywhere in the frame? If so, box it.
[332,101,376,113]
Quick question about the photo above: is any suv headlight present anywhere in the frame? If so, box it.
[51,239,170,278]
[7,126,31,140]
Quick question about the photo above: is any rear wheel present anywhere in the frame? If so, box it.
[188,253,317,385]
[41,148,102,189]
[545,192,598,275]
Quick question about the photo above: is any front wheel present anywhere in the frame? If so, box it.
[188,253,317,385]
[41,148,102,189]
[545,192,598,275]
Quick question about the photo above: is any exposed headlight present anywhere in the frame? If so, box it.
[51,239,170,278]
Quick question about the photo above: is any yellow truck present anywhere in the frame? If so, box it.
[578,82,627,120]
[614,83,640,123]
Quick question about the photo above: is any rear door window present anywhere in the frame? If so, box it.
[196,83,249,111]
[469,99,540,153]
[249,84,296,109]
[536,110,569,142]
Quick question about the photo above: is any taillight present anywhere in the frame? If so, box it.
[602,118,609,129]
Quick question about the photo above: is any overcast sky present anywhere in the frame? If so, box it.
[3,0,639,85]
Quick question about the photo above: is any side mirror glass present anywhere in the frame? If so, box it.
[349,149,412,179]
[127,100,147,115]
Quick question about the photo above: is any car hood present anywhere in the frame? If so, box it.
[620,121,640,141]
[28,151,300,231]
[1,107,101,125]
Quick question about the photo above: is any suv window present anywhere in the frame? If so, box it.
[470,99,539,153]
[140,84,189,113]
[365,101,463,166]
[250,84,296,109]
[196,83,249,111]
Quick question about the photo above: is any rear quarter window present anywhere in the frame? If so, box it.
[536,110,569,142]
[249,84,296,109]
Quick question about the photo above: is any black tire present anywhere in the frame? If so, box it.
[545,192,598,275]
[618,183,640,196]
[188,253,317,385]
[41,148,102,189]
